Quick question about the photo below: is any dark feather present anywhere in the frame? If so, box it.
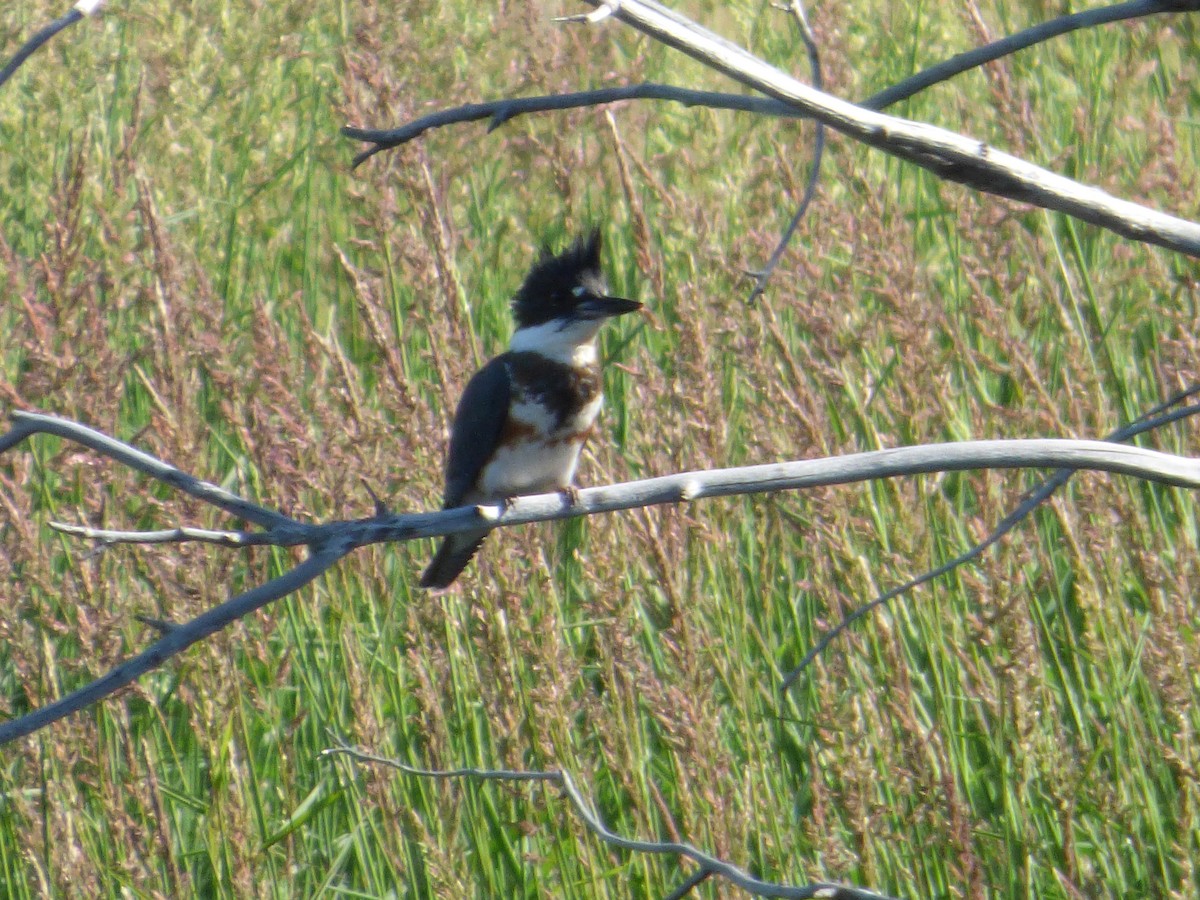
[511,229,604,328]
[420,528,488,590]
[420,358,512,590]
[442,355,513,508]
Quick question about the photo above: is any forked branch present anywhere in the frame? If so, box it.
[345,0,1200,256]
[580,0,1200,256]
[3,408,1200,744]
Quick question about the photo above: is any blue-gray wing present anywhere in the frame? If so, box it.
[442,355,512,508]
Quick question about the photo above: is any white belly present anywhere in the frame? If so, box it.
[478,437,585,497]
[476,392,603,498]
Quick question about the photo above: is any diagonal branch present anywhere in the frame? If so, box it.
[580,0,1200,256]
[0,542,348,745]
[345,1,1200,256]
[862,0,1198,109]
[2,411,295,530]
[747,0,825,302]
[781,393,1200,690]
[323,740,900,900]
[0,1,105,90]
[347,0,1194,159]
[347,0,1195,157]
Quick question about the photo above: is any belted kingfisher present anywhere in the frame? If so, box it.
[420,229,642,589]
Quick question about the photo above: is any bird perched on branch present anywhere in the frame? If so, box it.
[420,230,642,589]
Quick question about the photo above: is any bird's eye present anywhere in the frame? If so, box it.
[571,285,586,297]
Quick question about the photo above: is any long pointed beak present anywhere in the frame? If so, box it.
[578,294,643,319]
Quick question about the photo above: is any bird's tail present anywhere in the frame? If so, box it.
[419,529,489,590]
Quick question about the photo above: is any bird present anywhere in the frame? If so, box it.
[420,229,642,590]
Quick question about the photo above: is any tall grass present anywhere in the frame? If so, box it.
[1,1,1198,897]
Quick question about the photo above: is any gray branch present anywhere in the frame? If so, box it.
[1,411,295,531]
[781,394,1200,690]
[578,0,1200,257]
[0,1,105,90]
[16,409,1200,551]
[323,741,899,900]
[863,0,1198,109]
[49,522,265,547]
[345,0,1200,256]
[0,542,348,746]
[5,408,1200,745]
[343,84,798,165]
[347,0,1190,157]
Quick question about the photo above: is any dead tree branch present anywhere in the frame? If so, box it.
[747,0,824,302]
[0,546,346,746]
[580,0,1200,256]
[0,1,105,89]
[323,739,900,900]
[4,407,1200,744]
[344,84,797,165]
[781,390,1200,690]
[346,1,1200,255]
[864,0,1199,110]
[348,0,1192,156]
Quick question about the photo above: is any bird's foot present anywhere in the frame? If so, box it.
[558,485,581,508]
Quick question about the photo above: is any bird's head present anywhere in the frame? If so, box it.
[510,230,642,344]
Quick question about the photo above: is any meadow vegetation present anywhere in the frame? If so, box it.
[1,0,1199,896]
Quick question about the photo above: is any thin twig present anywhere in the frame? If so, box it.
[781,391,1200,689]
[749,0,825,302]
[861,0,1198,110]
[342,85,799,166]
[49,522,265,547]
[323,740,899,900]
[663,866,715,900]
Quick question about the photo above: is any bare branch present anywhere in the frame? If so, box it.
[0,542,348,745]
[752,0,1185,297]
[9,411,1200,550]
[579,0,1200,256]
[346,0,1191,160]
[345,1,1200,255]
[6,408,1200,745]
[748,0,825,302]
[0,411,297,531]
[0,1,104,89]
[324,740,900,900]
[27,437,1200,552]
[863,0,1200,110]
[781,391,1200,689]
[48,521,264,547]
[663,868,715,900]
[342,85,797,166]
